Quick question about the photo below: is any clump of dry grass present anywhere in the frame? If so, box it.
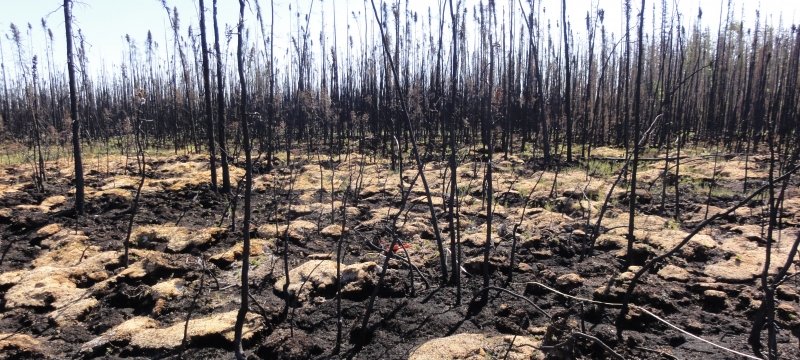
[210,238,271,266]
[0,227,118,328]
[88,311,261,350]
[591,146,627,158]
[81,317,160,354]
[101,175,159,193]
[705,228,800,282]
[683,156,767,181]
[154,159,245,191]
[273,260,380,302]
[0,333,41,354]
[131,225,227,252]
[409,333,543,360]
[257,220,317,241]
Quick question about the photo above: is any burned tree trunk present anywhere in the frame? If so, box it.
[213,0,231,193]
[625,0,645,267]
[199,0,218,190]
[233,0,253,357]
[562,0,573,162]
[64,0,85,214]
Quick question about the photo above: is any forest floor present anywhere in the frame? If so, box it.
[0,145,799,359]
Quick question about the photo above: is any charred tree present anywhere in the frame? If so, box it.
[213,0,231,193]
[199,0,218,190]
[64,0,85,214]
[233,0,253,357]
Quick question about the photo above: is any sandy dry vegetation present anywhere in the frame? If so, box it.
[0,149,798,359]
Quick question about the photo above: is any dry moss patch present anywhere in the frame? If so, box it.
[460,224,501,247]
[647,229,716,250]
[601,212,669,235]
[320,224,344,238]
[132,225,227,252]
[48,298,99,327]
[151,278,185,299]
[0,207,11,220]
[518,208,573,232]
[684,156,767,181]
[81,316,160,354]
[273,260,380,302]
[94,188,134,201]
[257,220,317,241]
[129,310,261,350]
[40,195,67,211]
[0,333,41,353]
[705,229,800,282]
[33,223,62,240]
[1,268,85,309]
[116,249,183,281]
[657,264,691,282]
[155,160,245,191]
[409,333,543,360]
[101,174,160,193]
[210,239,271,267]
[0,183,23,198]
[12,195,67,214]
[1,229,118,313]
[591,146,626,158]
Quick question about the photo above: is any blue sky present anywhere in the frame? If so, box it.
[1,0,798,82]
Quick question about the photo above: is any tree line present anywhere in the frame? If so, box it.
[1,1,796,173]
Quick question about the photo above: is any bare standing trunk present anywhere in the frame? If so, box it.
[31,56,46,191]
[122,93,146,268]
[64,0,84,215]
[254,0,275,171]
[447,0,462,304]
[0,37,9,126]
[268,0,274,170]
[480,0,496,305]
[233,0,252,357]
[519,0,550,164]
[213,0,231,193]
[199,0,218,190]
[562,0,573,162]
[626,0,645,267]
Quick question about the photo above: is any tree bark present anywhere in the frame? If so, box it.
[199,0,218,190]
[64,0,85,214]
[626,0,645,267]
[233,0,252,357]
[213,0,231,193]
[562,0,573,162]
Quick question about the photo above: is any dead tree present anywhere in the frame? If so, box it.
[213,0,231,193]
[198,0,218,190]
[64,0,85,214]
[480,0,496,305]
[447,0,462,303]
[233,0,253,357]
[561,0,573,161]
[625,0,645,267]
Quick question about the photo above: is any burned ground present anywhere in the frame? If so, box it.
[0,148,798,359]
